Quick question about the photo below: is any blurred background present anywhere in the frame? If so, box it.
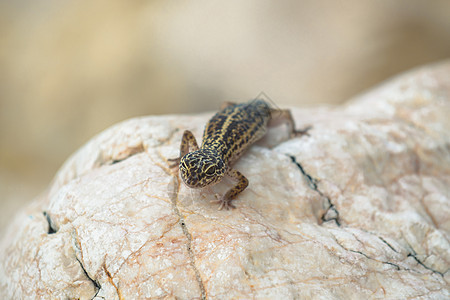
[1,0,450,234]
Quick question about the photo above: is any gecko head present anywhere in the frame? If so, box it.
[179,149,226,188]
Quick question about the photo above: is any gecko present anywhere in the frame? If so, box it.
[169,99,309,210]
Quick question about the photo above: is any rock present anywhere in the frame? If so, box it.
[1,61,449,299]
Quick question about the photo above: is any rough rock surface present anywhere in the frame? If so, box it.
[1,62,449,299]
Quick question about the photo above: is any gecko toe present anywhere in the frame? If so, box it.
[168,157,180,168]
[294,126,312,137]
[210,198,235,210]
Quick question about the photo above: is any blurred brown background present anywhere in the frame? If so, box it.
[1,0,450,234]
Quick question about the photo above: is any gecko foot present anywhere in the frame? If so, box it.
[209,191,236,210]
[210,198,236,210]
[294,125,312,137]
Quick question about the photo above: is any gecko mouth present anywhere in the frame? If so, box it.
[182,176,204,188]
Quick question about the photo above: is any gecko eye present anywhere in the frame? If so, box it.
[205,165,217,176]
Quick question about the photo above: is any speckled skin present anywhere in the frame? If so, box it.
[169,99,303,209]
[202,100,271,164]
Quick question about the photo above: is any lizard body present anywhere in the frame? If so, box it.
[169,99,307,209]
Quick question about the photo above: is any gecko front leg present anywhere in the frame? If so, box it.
[168,130,199,170]
[212,168,249,210]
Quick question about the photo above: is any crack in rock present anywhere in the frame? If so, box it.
[288,155,341,226]
[332,231,449,277]
[42,211,57,234]
[110,144,146,165]
[332,236,408,273]
[378,236,400,254]
[76,257,101,300]
[346,248,401,271]
[403,239,445,277]
[72,229,103,299]
[407,253,445,277]
[103,264,123,300]
[169,176,207,300]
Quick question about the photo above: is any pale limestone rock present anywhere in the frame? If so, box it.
[1,62,449,299]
